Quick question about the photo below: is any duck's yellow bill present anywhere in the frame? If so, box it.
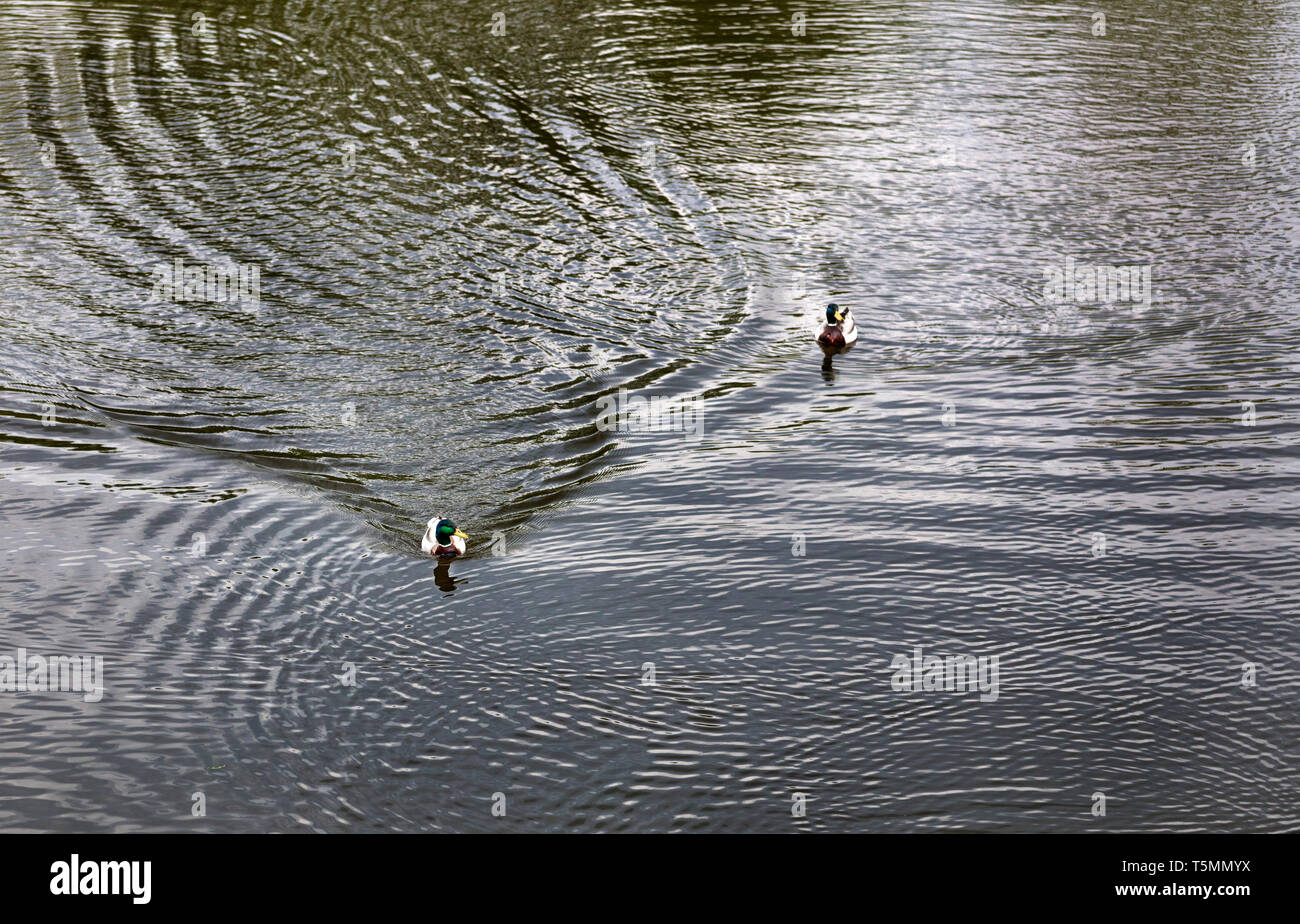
[454,529,469,540]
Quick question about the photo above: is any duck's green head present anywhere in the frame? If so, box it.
[434,518,468,545]
[826,303,846,324]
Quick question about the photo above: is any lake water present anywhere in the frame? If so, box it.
[1,0,1297,832]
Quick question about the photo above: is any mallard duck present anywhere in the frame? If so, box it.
[816,302,858,355]
[421,516,468,559]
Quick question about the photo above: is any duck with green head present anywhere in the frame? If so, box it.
[816,302,858,355]
[421,515,469,559]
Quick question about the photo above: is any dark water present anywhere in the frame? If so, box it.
[1,0,1297,832]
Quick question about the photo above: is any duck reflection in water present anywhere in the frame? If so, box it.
[433,561,463,592]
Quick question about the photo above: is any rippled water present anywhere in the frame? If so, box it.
[1,0,1298,832]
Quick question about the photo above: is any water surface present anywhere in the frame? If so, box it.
[1,0,1297,832]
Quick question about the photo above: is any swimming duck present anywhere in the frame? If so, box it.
[421,516,468,559]
[816,303,858,354]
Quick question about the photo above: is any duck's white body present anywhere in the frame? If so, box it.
[838,310,859,344]
[421,515,467,558]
